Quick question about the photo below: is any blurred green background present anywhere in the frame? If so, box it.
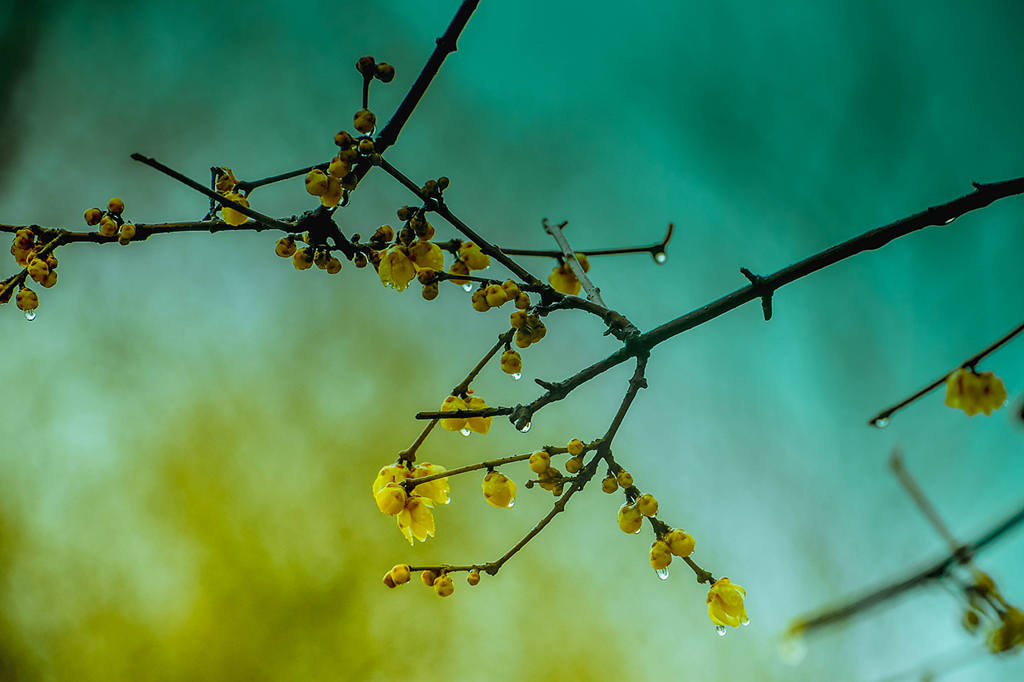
[1,0,1023,680]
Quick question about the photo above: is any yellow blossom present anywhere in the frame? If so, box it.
[665,529,695,557]
[617,503,642,534]
[548,263,581,295]
[439,395,469,431]
[482,471,516,508]
[500,349,522,375]
[458,241,490,270]
[372,464,412,495]
[707,578,747,628]
[221,192,250,226]
[944,368,1007,417]
[411,462,450,505]
[374,482,407,516]
[988,606,1024,653]
[528,451,550,474]
[397,495,435,544]
[408,240,444,271]
[465,395,492,434]
[378,245,417,291]
[636,493,658,517]
[433,573,454,597]
[567,438,585,456]
[601,476,618,493]
[650,540,672,570]
[448,259,470,285]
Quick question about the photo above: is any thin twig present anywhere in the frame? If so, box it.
[890,449,962,554]
[130,154,296,231]
[790,501,1024,635]
[868,318,1024,427]
[502,223,674,261]
[542,218,607,307]
[510,178,1024,428]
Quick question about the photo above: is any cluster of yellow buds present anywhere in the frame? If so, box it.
[214,169,251,226]
[439,392,492,435]
[273,234,342,274]
[959,569,1024,654]
[364,215,444,293]
[548,253,590,296]
[372,462,449,544]
[357,55,396,84]
[447,240,490,284]
[5,226,62,319]
[944,367,1007,417]
[603,466,634,494]
[527,438,585,497]
[384,566,481,597]
[510,310,546,348]
[84,196,137,244]
[472,279,527,313]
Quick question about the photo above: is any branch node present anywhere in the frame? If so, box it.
[740,267,773,321]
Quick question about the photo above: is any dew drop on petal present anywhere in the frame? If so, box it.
[517,421,532,433]
[654,251,667,264]
[24,310,36,321]
[873,417,890,429]
[741,617,750,627]
[462,283,473,292]
[715,625,727,637]
[655,567,670,580]
[512,372,522,381]
[460,427,471,437]
[507,498,515,509]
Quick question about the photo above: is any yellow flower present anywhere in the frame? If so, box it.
[988,606,1024,653]
[433,573,454,597]
[448,259,470,285]
[665,529,695,557]
[408,240,444,271]
[411,462,450,505]
[378,245,417,291]
[945,368,1007,416]
[484,284,508,307]
[617,503,642,534]
[636,493,658,517]
[482,471,516,508]
[465,395,492,434]
[397,495,435,544]
[458,241,490,270]
[374,482,407,516]
[548,263,581,295]
[650,540,672,570]
[221,192,250,226]
[372,464,411,495]
[528,451,551,474]
[439,395,469,431]
[500,350,522,375]
[305,168,329,195]
[567,438,585,456]
[707,578,748,628]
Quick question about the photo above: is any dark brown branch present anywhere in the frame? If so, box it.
[791,501,1024,635]
[890,449,961,554]
[512,178,1024,427]
[868,318,1024,427]
[372,155,540,286]
[130,154,296,231]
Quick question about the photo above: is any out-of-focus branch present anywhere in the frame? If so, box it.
[868,318,1024,427]
[789,501,1024,636]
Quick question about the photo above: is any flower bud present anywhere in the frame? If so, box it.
[375,62,395,82]
[617,503,643,534]
[421,570,438,587]
[650,540,672,570]
[601,476,618,494]
[433,574,454,597]
[305,168,329,195]
[84,208,103,226]
[275,237,297,258]
[665,529,695,557]
[636,493,658,517]
[16,287,38,311]
[390,564,411,585]
[118,223,136,245]
[616,470,634,488]
[353,109,376,134]
[567,438,585,456]
[334,130,355,148]
[467,570,481,586]
[107,197,125,215]
[565,456,583,474]
[500,349,521,375]
[528,451,550,474]
[356,55,376,76]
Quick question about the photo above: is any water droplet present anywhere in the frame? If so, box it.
[653,251,667,264]
[460,427,471,437]
[655,567,670,580]
[741,617,750,627]
[507,498,516,508]
[942,216,957,225]
[715,625,727,637]
[462,283,472,292]
[873,417,890,429]
[517,421,532,433]
[24,310,37,321]
[511,372,522,381]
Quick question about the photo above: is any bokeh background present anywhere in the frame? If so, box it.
[1,0,1023,680]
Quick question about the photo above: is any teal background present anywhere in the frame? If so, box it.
[1,0,1022,679]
